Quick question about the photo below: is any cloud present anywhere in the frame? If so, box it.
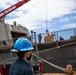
[59,17,70,23]
[73,16,76,19]
[0,0,76,31]
[62,23,76,29]
[58,15,76,23]
[0,0,18,9]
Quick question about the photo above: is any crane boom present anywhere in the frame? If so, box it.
[0,0,30,18]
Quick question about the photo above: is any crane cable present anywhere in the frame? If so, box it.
[45,0,48,30]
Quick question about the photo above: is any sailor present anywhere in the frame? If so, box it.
[38,33,42,44]
[44,30,54,43]
[66,64,74,75]
[9,38,34,75]
[46,29,52,35]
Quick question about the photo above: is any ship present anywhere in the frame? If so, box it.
[0,17,76,74]
[0,0,76,74]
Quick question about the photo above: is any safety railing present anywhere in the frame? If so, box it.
[35,28,76,44]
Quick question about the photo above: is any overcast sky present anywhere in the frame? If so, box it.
[0,0,76,34]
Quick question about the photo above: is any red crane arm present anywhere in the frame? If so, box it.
[0,0,30,18]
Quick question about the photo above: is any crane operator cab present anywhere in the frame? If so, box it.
[44,30,54,43]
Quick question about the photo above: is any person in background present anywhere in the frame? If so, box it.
[59,36,64,41]
[9,37,34,75]
[38,33,42,44]
[46,29,51,35]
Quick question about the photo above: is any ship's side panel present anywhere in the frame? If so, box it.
[0,22,13,48]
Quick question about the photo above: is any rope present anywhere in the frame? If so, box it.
[0,41,76,72]
[33,41,76,72]
[34,41,76,54]
[32,53,66,72]
[0,53,66,72]
[0,57,17,63]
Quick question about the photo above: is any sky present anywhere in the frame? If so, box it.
[0,0,76,34]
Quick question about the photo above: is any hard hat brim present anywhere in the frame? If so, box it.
[11,47,34,52]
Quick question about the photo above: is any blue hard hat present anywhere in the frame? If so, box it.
[11,38,34,52]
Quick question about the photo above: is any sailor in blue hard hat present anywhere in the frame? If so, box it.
[9,38,34,75]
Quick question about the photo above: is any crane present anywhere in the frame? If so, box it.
[0,0,30,18]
